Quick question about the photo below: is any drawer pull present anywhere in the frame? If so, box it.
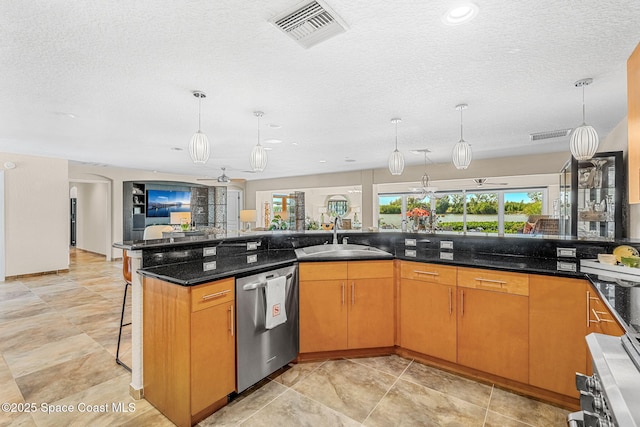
[414,270,439,276]
[474,278,506,286]
[591,309,615,324]
[229,305,234,336]
[202,289,231,300]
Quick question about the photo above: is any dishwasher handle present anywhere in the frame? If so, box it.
[242,272,293,291]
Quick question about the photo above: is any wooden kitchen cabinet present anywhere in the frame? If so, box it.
[143,277,235,427]
[529,275,588,397]
[399,261,457,362]
[299,260,394,353]
[586,284,624,337]
[628,42,640,204]
[457,267,529,384]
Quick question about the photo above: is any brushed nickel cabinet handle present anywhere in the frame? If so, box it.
[474,278,506,286]
[414,270,439,276]
[341,282,345,305]
[592,309,614,323]
[351,282,355,305]
[448,287,452,316]
[202,289,231,300]
[586,291,591,328]
[229,305,234,336]
[460,289,464,317]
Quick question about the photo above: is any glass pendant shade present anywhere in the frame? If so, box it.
[250,143,268,172]
[250,111,267,172]
[570,124,599,161]
[570,79,599,161]
[388,118,404,175]
[189,91,210,164]
[189,131,210,164]
[452,104,472,169]
[452,140,472,169]
[388,149,405,175]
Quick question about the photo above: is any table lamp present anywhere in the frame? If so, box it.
[240,209,257,231]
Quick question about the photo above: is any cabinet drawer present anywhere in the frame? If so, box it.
[348,260,393,279]
[191,278,235,312]
[400,261,457,285]
[300,262,348,281]
[457,267,529,296]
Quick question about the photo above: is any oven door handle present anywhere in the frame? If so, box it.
[242,272,293,291]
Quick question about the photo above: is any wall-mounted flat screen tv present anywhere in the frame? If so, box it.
[146,190,191,217]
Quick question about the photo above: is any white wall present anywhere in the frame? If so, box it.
[72,181,109,255]
[1,153,69,276]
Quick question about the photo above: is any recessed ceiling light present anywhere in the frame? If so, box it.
[442,3,479,25]
[291,142,298,146]
[319,160,327,163]
[170,147,183,151]
[268,123,281,129]
[345,158,356,163]
[264,147,273,151]
[264,139,282,144]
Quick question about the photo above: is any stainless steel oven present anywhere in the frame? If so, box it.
[570,261,640,426]
[235,264,299,393]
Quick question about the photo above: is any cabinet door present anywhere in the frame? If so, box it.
[191,302,235,415]
[299,280,348,352]
[348,277,394,349]
[529,275,587,397]
[457,287,529,383]
[400,278,456,362]
[587,286,624,337]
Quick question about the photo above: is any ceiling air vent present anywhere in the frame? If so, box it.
[529,128,573,141]
[270,0,347,49]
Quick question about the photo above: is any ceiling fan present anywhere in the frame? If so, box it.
[197,167,244,184]
[473,178,508,187]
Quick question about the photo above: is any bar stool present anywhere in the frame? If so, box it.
[116,250,132,372]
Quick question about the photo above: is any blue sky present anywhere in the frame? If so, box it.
[379,192,537,205]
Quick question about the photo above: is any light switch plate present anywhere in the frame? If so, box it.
[203,261,217,271]
[557,247,577,258]
[247,254,258,263]
[405,238,417,247]
[440,241,454,250]
[247,242,258,251]
[203,247,217,257]
[404,249,417,258]
[440,252,454,260]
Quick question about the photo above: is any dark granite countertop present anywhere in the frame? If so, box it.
[138,250,297,286]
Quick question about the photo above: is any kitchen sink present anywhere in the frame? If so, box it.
[294,243,393,260]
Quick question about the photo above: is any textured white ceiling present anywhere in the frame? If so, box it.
[1,0,639,181]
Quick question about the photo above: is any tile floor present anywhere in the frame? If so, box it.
[0,249,570,426]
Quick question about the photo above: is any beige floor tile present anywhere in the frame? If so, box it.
[268,361,325,387]
[4,333,103,377]
[348,354,412,377]
[292,359,396,423]
[484,410,536,427]
[401,361,493,408]
[242,389,361,427]
[14,349,119,403]
[364,377,486,427]
[0,295,51,321]
[488,387,569,427]
[0,411,37,427]
[29,372,159,427]
[0,282,33,302]
[199,379,288,426]
[0,311,84,353]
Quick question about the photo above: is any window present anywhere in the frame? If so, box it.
[378,188,545,235]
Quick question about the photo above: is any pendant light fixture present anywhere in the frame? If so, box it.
[569,78,599,161]
[189,91,210,164]
[250,111,267,172]
[452,104,472,170]
[419,149,438,197]
[388,118,404,176]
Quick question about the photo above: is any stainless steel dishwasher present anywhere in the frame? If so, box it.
[235,263,299,393]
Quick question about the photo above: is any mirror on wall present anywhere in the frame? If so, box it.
[326,194,349,218]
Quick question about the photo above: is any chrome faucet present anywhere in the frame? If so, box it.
[332,217,342,244]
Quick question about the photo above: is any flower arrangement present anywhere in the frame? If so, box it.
[407,207,439,232]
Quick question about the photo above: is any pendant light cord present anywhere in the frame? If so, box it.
[459,107,464,142]
[581,84,586,125]
[256,113,261,146]
[197,95,202,132]
[395,120,399,150]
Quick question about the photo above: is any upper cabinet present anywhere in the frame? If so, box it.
[628,42,640,204]
[559,151,625,240]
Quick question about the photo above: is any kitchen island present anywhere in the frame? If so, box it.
[115,231,639,425]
